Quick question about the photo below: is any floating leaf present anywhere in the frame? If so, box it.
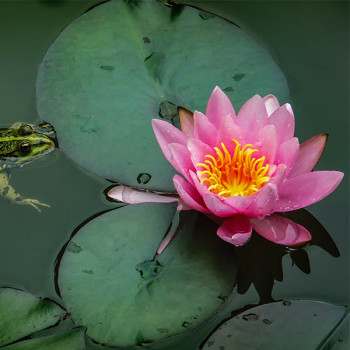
[58,203,236,346]
[0,288,65,348]
[1,329,85,350]
[37,0,289,191]
[202,300,349,350]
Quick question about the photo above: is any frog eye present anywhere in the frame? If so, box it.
[19,125,33,136]
[19,141,32,155]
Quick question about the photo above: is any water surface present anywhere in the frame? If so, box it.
[0,0,348,348]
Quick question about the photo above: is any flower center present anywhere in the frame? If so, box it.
[196,139,270,197]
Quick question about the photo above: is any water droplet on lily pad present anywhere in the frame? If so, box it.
[242,313,259,321]
[233,73,246,81]
[137,172,152,184]
[67,241,82,254]
[199,11,215,20]
[100,65,115,71]
[223,86,234,93]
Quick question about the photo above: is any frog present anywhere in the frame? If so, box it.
[0,122,56,212]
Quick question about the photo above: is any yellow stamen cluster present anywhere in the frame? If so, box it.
[196,139,270,197]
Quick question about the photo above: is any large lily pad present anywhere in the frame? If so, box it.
[37,0,289,191]
[58,203,236,347]
[202,300,349,350]
[0,288,65,347]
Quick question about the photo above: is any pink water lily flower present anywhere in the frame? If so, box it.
[151,87,343,247]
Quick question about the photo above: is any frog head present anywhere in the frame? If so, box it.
[0,123,56,165]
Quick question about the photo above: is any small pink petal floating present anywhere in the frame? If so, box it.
[107,185,190,211]
[150,87,344,247]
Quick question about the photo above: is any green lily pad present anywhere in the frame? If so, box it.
[1,329,85,350]
[58,203,236,347]
[0,288,65,348]
[202,300,349,350]
[36,0,289,191]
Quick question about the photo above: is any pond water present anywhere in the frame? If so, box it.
[0,1,348,349]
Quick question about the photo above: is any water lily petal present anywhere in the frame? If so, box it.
[168,143,194,183]
[268,164,277,177]
[178,106,194,137]
[108,185,178,205]
[173,174,210,213]
[268,104,295,145]
[274,137,299,175]
[203,194,238,217]
[251,214,312,246]
[244,183,279,218]
[256,124,277,164]
[275,171,344,211]
[263,94,280,116]
[187,138,215,168]
[206,86,236,128]
[193,111,217,148]
[189,169,213,198]
[152,119,188,163]
[189,169,239,218]
[269,163,287,185]
[216,114,244,146]
[288,133,328,178]
[236,95,268,143]
[224,196,252,213]
[217,215,252,246]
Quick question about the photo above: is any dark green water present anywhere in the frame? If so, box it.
[0,0,348,348]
